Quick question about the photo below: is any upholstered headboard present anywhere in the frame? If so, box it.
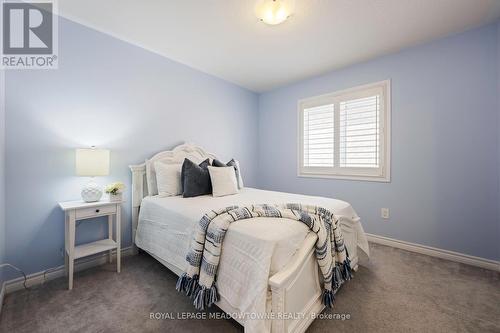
[128,143,217,253]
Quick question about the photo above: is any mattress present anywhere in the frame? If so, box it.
[136,187,367,275]
[135,187,369,332]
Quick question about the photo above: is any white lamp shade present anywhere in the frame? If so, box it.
[75,148,110,177]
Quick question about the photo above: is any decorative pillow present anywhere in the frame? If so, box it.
[212,159,244,189]
[154,162,182,197]
[181,158,212,198]
[146,158,182,196]
[207,166,239,197]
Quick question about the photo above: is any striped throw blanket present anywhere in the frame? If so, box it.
[176,204,352,310]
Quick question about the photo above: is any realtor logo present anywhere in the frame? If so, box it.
[1,0,58,69]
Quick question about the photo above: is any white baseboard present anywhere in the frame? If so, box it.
[4,247,133,294]
[366,233,500,272]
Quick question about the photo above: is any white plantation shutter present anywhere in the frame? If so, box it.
[303,104,334,167]
[339,95,379,168]
[299,81,390,181]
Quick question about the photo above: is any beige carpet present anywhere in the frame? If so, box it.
[1,243,499,333]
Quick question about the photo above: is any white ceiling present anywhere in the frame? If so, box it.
[58,0,500,92]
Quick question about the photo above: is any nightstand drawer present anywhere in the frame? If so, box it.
[75,205,116,219]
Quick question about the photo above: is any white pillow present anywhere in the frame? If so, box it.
[146,158,161,196]
[154,162,182,197]
[208,166,239,197]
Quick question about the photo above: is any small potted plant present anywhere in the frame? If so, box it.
[105,182,125,202]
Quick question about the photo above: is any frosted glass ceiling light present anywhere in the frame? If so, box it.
[255,0,293,25]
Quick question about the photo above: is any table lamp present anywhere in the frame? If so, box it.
[75,147,110,202]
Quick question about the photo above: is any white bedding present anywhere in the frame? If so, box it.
[135,187,369,332]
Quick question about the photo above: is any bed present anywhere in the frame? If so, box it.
[129,143,369,333]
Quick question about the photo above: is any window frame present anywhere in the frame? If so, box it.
[297,80,391,182]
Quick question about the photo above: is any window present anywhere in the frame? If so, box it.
[298,80,390,181]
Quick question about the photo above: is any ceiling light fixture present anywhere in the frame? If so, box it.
[255,0,293,25]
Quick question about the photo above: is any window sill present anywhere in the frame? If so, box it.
[297,172,390,183]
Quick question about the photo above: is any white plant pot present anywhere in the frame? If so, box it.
[109,193,123,202]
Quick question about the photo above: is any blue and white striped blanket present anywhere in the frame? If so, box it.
[176,203,352,310]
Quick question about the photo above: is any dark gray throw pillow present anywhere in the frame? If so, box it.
[212,159,241,186]
[181,158,212,198]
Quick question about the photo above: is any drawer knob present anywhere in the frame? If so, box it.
[95,209,100,213]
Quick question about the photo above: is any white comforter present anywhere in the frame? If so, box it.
[135,187,369,332]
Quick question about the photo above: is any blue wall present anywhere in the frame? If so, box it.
[497,22,500,241]
[0,70,5,284]
[258,23,500,261]
[4,18,259,278]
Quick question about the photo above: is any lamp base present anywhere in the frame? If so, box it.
[81,181,103,202]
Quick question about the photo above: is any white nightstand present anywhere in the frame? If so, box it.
[58,200,122,290]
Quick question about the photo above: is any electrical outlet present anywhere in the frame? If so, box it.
[381,208,390,219]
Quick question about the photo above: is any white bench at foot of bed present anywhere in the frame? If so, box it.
[145,225,359,333]
[267,221,359,333]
